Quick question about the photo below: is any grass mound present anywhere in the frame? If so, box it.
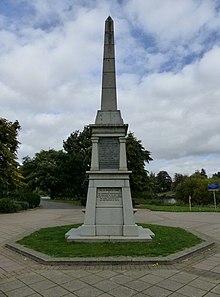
[17,224,203,258]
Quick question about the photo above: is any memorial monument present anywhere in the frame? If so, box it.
[65,16,154,242]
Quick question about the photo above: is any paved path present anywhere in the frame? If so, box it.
[0,201,220,296]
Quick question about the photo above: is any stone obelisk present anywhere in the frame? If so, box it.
[66,17,154,241]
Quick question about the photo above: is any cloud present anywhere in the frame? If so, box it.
[125,0,219,43]
[1,0,220,178]
[118,45,220,175]
[124,0,220,72]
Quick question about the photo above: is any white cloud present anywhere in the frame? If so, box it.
[1,0,220,177]
[125,0,219,43]
[118,45,220,172]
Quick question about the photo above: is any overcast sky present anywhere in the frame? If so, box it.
[1,0,220,178]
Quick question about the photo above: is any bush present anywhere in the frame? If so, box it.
[15,201,29,211]
[0,198,19,213]
[19,191,40,208]
[5,190,41,208]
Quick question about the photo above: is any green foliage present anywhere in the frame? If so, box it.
[21,133,91,199]
[156,171,172,192]
[63,126,92,168]
[22,150,67,199]
[172,173,188,191]
[63,126,92,198]
[126,132,152,196]
[8,190,40,208]
[213,172,220,178]
[17,223,202,258]
[175,175,213,205]
[0,198,19,213]
[0,197,30,213]
[0,118,23,193]
[20,127,153,200]
[15,201,29,211]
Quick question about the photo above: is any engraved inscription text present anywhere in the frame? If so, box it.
[97,188,122,203]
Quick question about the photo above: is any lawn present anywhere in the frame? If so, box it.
[138,204,220,212]
[17,224,203,258]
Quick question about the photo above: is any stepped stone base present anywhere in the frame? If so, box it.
[65,225,154,242]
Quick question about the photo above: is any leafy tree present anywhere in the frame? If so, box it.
[213,172,220,178]
[193,168,207,178]
[63,126,92,170]
[21,150,65,199]
[156,171,172,192]
[0,118,23,193]
[172,173,188,191]
[64,129,153,197]
[21,127,153,199]
[175,175,212,205]
[126,132,153,196]
[63,126,92,197]
[200,168,207,178]
[21,149,87,199]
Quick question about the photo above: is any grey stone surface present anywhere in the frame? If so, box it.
[177,285,207,297]
[142,285,171,297]
[108,285,135,297]
[74,286,103,297]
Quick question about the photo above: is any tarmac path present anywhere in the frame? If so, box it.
[0,199,220,296]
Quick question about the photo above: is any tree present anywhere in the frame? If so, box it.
[21,150,66,199]
[213,172,220,178]
[172,173,188,191]
[126,132,153,196]
[200,168,207,178]
[63,126,92,197]
[156,171,172,192]
[0,118,22,193]
[193,168,207,178]
[21,127,153,199]
[175,175,212,205]
[64,128,153,197]
[63,126,92,169]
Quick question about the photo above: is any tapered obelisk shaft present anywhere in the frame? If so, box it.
[95,16,123,124]
[101,16,117,111]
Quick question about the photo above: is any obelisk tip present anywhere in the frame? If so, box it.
[106,16,113,21]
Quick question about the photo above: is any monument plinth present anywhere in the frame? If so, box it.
[65,16,154,242]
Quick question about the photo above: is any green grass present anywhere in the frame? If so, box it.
[17,224,203,258]
[138,204,220,212]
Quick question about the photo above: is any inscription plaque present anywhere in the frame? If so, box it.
[97,187,122,206]
[99,137,119,169]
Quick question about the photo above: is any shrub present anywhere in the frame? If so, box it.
[19,191,40,208]
[5,190,41,208]
[15,201,29,211]
[0,198,19,213]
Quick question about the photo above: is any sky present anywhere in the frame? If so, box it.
[1,0,220,178]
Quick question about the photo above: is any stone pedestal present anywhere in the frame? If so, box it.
[65,126,154,242]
